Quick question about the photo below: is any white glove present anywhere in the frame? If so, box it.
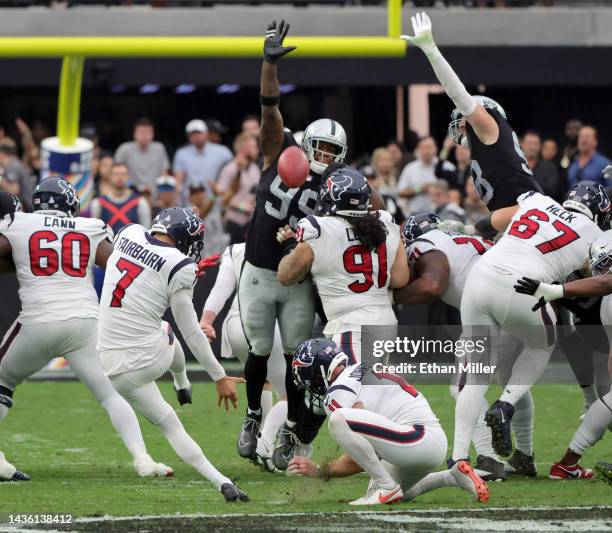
[400,12,438,57]
[438,219,465,234]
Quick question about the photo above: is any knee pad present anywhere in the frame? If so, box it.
[158,410,183,435]
[0,385,13,409]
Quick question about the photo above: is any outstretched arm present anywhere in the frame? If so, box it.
[402,12,498,145]
[288,453,363,479]
[394,250,450,305]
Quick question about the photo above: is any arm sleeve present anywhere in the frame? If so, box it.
[170,287,226,382]
[202,249,237,315]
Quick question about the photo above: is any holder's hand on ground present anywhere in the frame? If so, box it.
[216,376,246,411]
[514,277,563,311]
[400,12,437,57]
[287,456,319,477]
[264,20,296,64]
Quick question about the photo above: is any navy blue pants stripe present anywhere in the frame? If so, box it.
[347,420,425,444]
[340,332,357,364]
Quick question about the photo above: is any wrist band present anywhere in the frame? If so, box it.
[260,94,280,107]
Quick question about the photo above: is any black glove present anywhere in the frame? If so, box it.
[513,276,540,296]
[280,236,298,257]
[264,20,296,64]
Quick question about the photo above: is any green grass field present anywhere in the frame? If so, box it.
[0,379,610,528]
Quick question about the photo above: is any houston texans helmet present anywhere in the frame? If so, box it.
[32,177,80,217]
[0,191,20,227]
[150,207,205,261]
[292,338,348,397]
[448,95,507,145]
[589,231,612,276]
[563,180,611,230]
[402,212,441,248]
[302,118,347,175]
[316,166,371,218]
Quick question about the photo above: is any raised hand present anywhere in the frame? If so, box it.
[400,12,437,57]
[264,20,296,64]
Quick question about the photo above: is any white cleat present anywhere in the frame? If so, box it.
[349,483,403,506]
[134,455,174,478]
[255,439,279,473]
[450,460,489,502]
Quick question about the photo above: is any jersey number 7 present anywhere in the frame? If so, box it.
[110,258,144,307]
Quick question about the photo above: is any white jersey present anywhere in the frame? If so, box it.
[0,211,112,325]
[324,363,439,427]
[97,224,198,373]
[297,210,400,333]
[406,229,493,309]
[478,191,602,283]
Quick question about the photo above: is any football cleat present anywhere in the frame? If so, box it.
[451,460,490,503]
[272,423,302,471]
[348,483,403,506]
[175,385,192,406]
[220,482,249,502]
[505,450,537,478]
[485,400,515,457]
[236,411,261,459]
[9,469,30,481]
[0,455,30,482]
[594,461,612,485]
[133,455,174,478]
[549,462,594,480]
[475,454,507,482]
[255,439,279,473]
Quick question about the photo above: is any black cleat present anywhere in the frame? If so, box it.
[175,385,192,406]
[272,423,302,471]
[221,482,249,502]
[505,449,537,478]
[475,454,507,482]
[485,400,515,457]
[594,461,612,486]
[236,411,261,459]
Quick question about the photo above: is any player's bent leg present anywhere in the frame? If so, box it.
[165,323,191,406]
[331,330,360,365]
[505,391,537,478]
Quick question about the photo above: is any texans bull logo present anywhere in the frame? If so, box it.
[325,174,355,202]
[58,179,79,208]
[182,208,205,236]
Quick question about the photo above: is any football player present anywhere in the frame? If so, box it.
[0,179,168,478]
[237,19,350,467]
[402,12,541,238]
[455,182,608,464]
[200,242,288,471]
[97,208,248,502]
[514,231,612,479]
[277,167,409,362]
[287,338,489,505]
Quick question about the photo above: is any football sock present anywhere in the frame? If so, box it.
[512,390,534,455]
[260,400,288,448]
[261,389,274,423]
[452,384,488,461]
[244,353,269,412]
[569,390,612,455]
[158,410,230,489]
[170,341,190,391]
[100,394,145,451]
[472,397,499,460]
[284,353,304,424]
[500,346,552,406]
[403,470,456,501]
[328,411,396,491]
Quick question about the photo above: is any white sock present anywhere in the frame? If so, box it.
[170,341,190,390]
[0,403,8,422]
[452,384,488,461]
[511,391,534,455]
[100,394,146,452]
[500,347,552,406]
[158,410,230,489]
[260,400,287,449]
[403,470,456,501]
[261,390,274,424]
[472,398,499,460]
[569,390,612,455]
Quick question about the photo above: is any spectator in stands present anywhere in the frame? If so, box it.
[429,179,466,223]
[89,162,151,233]
[454,143,472,195]
[567,125,611,186]
[215,132,260,244]
[151,175,178,219]
[94,152,114,198]
[188,183,228,256]
[206,118,228,145]
[560,118,582,171]
[114,117,170,193]
[387,138,413,176]
[521,131,562,201]
[542,138,559,164]
[463,177,489,224]
[398,136,440,215]
[241,114,261,139]
[173,119,233,203]
[0,144,36,212]
[363,165,404,225]
[370,147,397,194]
[80,123,102,179]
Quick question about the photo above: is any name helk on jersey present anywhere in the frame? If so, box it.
[406,229,493,309]
[479,191,602,283]
[297,210,400,325]
[97,224,197,356]
[0,211,112,324]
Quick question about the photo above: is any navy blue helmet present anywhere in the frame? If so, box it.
[292,338,348,397]
[151,207,205,261]
[563,180,611,230]
[402,212,441,248]
[33,177,80,217]
[316,166,371,218]
[0,191,20,227]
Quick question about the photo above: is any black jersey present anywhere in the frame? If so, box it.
[467,108,542,211]
[245,133,321,271]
